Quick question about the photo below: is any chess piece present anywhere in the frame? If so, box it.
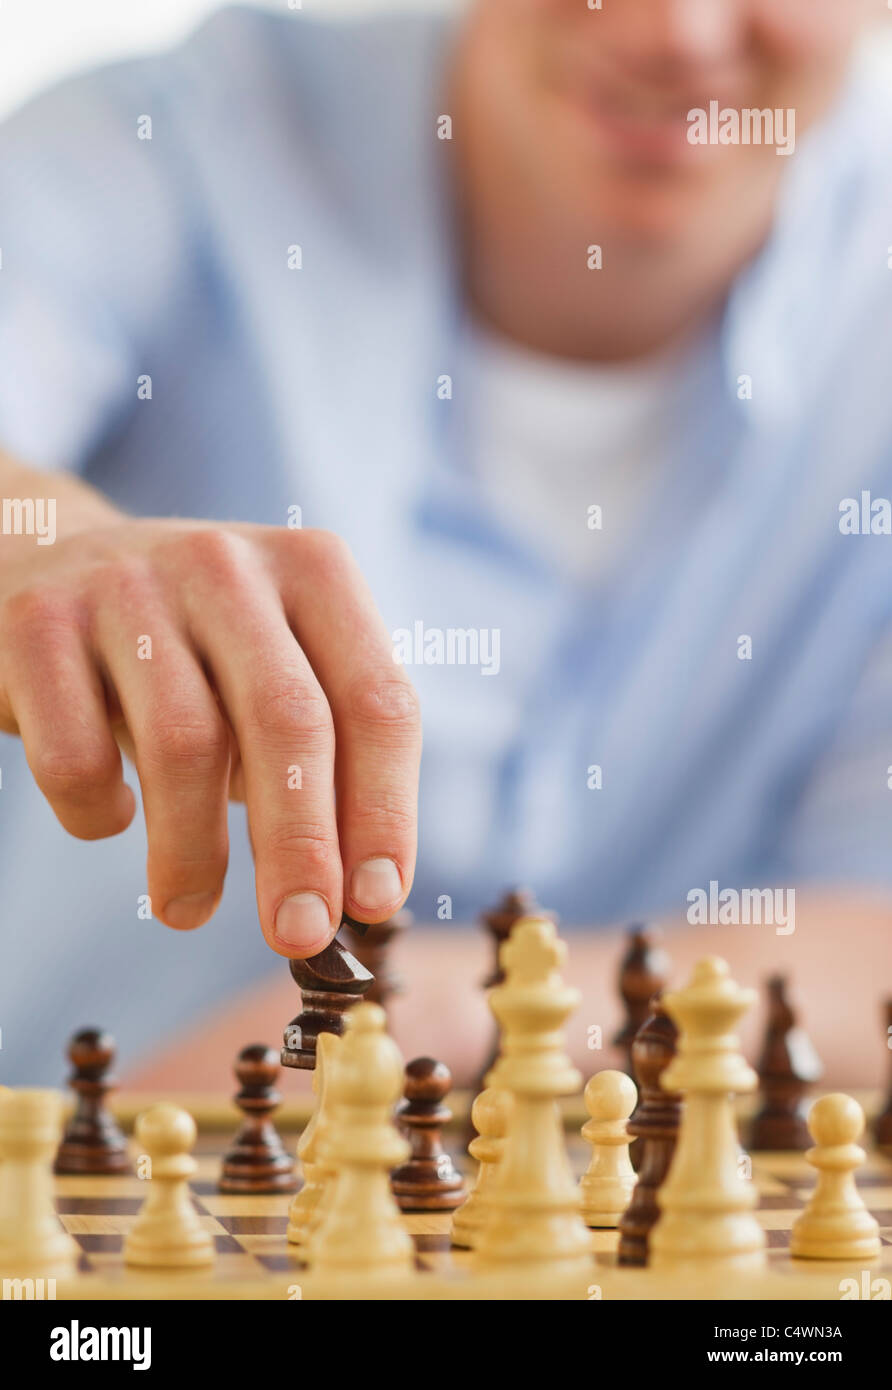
[281,930,373,1070]
[791,1094,881,1261]
[613,925,671,1075]
[124,1104,214,1268]
[287,1031,341,1245]
[749,976,823,1151]
[219,1044,297,1194]
[463,889,553,1146]
[650,957,766,1271]
[308,1003,414,1281]
[579,1070,637,1227]
[451,1086,511,1249]
[346,910,409,1018]
[0,1089,78,1280]
[874,999,892,1155]
[473,917,592,1279]
[617,996,680,1266]
[54,1027,130,1175]
[391,1058,466,1212]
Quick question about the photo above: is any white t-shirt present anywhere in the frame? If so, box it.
[463,325,685,581]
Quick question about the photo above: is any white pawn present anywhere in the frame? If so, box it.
[0,1089,78,1280]
[125,1104,214,1268]
[309,1003,414,1283]
[451,1087,511,1249]
[579,1070,637,1227]
[287,1032,340,1245]
[473,917,592,1278]
[791,1094,880,1261]
[650,957,765,1271]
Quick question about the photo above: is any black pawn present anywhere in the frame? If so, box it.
[54,1028,130,1175]
[749,975,822,1151]
[612,925,671,1077]
[219,1044,298,1193]
[281,931,373,1071]
[617,997,680,1266]
[391,1058,467,1212]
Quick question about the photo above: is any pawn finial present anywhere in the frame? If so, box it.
[391,1058,466,1212]
[791,1094,880,1261]
[579,1070,637,1227]
[55,1027,130,1175]
[219,1043,297,1194]
[125,1103,214,1268]
[452,1087,512,1249]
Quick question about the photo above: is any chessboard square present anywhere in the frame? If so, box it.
[255,1253,303,1275]
[757,1210,802,1231]
[403,1214,453,1239]
[201,1193,293,1219]
[749,1173,797,1197]
[757,1192,805,1209]
[412,1232,451,1253]
[754,1153,812,1178]
[53,1175,141,1200]
[588,1230,620,1254]
[62,1213,137,1237]
[233,1234,299,1261]
[75,1233,124,1253]
[55,1195,143,1216]
[215,1214,290,1236]
[860,1186,892,1207]
[213,1233,246,1254]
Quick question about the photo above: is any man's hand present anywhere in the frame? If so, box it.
[0,486,421,959]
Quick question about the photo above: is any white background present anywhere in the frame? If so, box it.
[0,0,454,121]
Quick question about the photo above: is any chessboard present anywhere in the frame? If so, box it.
[44,1127,892,1302]
[4,903,892,1305]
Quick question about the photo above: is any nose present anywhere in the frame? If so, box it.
[616,0,743,75]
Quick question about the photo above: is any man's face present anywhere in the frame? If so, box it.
[473,0,874,241]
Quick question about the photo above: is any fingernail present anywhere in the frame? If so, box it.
[350,857,403,914]
[162,892,217,930]
[274,892,333,952]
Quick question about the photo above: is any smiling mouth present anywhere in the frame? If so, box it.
[565,72,741,167]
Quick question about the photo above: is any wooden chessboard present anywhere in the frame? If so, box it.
[46,1131,892,1301]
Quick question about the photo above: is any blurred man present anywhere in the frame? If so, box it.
[0,1,890,1082]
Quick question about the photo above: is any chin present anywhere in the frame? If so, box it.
[576,165,721,250]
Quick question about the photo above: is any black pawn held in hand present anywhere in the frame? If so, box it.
[55,1028,131,1175]
[281,934,373,1070]
[391,1058,467,1212]
[219,1044,298,1194]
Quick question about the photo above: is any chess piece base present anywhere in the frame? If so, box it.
[54,1142,131,1176]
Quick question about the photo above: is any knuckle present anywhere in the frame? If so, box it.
[245,678,334,743]
[1,586,74,640]
[345,676,421,736]
[297,528,354,578]
[263,825,336,875]
[145,711,229,770]
[31,743,117,798]
[175,527,252,581]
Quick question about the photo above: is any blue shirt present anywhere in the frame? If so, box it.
[2,7,892,1080]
